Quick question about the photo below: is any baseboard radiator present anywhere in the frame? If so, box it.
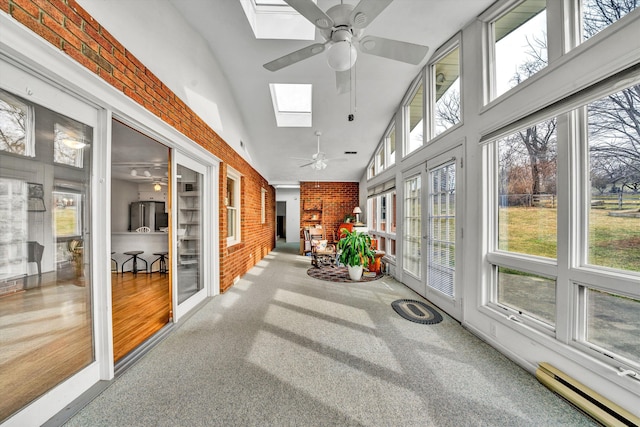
[536,362,640,426]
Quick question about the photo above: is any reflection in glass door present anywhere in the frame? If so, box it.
[0,84,95,422]
[176,164,203,304]
[427,160,456,297]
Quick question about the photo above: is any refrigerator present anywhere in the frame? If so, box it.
[129,201,168,231]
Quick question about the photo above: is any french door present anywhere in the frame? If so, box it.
[402,146,463,321]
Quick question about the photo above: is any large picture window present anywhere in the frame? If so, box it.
[586,86,640,273]
[497,119,557,258]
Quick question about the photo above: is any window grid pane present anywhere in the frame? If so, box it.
[586,86,640,272]
[497,267,556,326]
[497,119,558,259]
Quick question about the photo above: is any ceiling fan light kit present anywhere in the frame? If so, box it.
[326,39,357,71]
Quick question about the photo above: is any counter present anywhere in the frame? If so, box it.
[111,232,169,272]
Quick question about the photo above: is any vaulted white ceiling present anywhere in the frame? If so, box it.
[87,0,496,185]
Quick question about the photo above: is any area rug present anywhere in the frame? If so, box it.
[307,266,382,283]
[391,299,443,324]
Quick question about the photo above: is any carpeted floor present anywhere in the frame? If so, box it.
[64,241,595,427]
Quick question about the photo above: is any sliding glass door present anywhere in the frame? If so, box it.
[173,152,209,318]
[0,64,97,422]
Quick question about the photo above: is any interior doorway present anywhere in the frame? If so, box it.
[277,201,286,239]
[110,120,171,362]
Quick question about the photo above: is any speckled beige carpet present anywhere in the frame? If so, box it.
[63,242,595,427]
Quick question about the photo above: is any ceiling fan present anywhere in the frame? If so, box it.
[295,131,344,170]
[263,0,429,93]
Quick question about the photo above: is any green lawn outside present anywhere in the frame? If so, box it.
[498,199,640,272]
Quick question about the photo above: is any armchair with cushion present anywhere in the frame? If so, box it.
[311,239,336,267]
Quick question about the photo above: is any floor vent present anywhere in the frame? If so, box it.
[536,362,640,426]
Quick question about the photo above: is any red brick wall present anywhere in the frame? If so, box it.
[300,182,359,242]
[1,0,275,292]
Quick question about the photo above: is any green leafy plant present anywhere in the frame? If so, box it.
[337,228,375,267]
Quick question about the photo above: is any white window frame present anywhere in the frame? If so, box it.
[226,167,241,246]
[482,74,640,376]
[403,75,425,158]
[482,0,548,103]
[261,187,266,224]
[429,34,463,139]
[386,120,396,167]
[367,190,397,260]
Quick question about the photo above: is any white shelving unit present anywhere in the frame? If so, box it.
[177,186,200,265]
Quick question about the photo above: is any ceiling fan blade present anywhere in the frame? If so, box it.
[263,43,326,71]
[283,0,334,29]
[299,161,315,167]
[359,35,429,65]
[349,0,394,29]
[336,70,351,94]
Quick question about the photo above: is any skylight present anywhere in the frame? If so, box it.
[240,0,316,40]
[269,83,312,127]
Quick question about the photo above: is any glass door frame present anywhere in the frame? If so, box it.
[425,146,463,321]
[401,164,426,295]
[172,151,217,321]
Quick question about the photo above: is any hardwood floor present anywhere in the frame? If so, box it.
[0,273,92,422]
[111,272,171,361]
[0,270,170,422]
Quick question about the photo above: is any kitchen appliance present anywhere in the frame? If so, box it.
[129,201,168,231]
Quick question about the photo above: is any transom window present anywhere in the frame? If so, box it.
[432,44,461,137]
[491,0,547,99]
[404,81,424,156]
[582,0,640,41]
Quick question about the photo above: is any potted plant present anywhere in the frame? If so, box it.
[337,228,375,281]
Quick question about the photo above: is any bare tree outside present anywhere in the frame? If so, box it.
[0,94,28,155]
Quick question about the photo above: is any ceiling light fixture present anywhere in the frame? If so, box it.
[326,30,357,71]
[130,169,138,177]
[310,159,327,171]
[143,170,152,177]
[153,183,162,192]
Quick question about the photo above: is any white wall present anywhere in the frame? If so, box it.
[110,179,138,232]
[275,188,300,244]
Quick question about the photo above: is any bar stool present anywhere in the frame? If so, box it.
[111,251,118,273]
[121,250,147,275]
[150,251,168,274]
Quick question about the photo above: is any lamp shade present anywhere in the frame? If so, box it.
[326,40,357,71]
[353,207,362,214]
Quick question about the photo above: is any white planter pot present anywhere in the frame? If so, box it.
[347,265,363,281]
